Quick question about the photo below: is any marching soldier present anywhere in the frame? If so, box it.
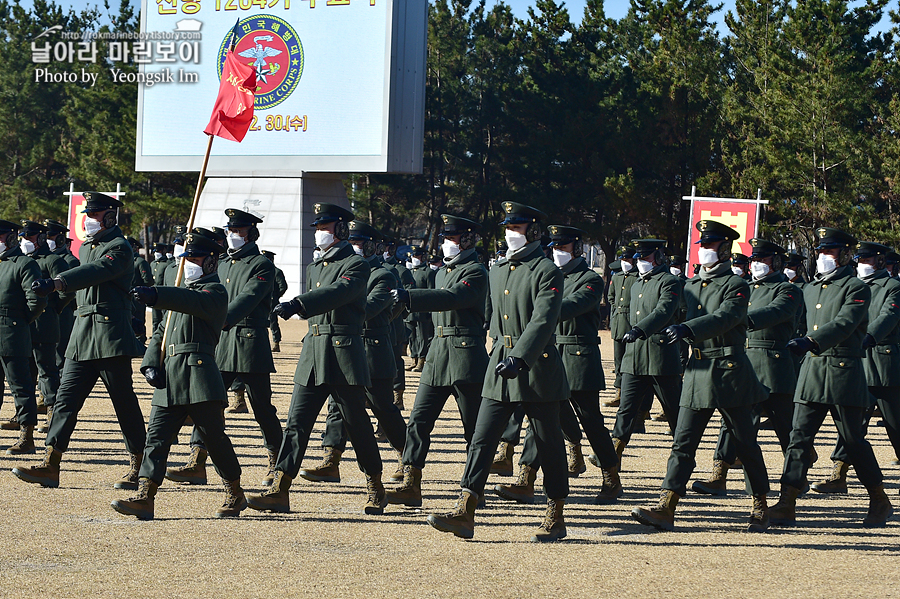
[386,215,489,507]
[44,220,79,426]
[128,237,154,344]
[163,226,187,287]
[113,233,247,520]
[692,239,802,495]
[247,203,388,515]
[261,250,288,353]
[406,246,434,373]
[811,241,900,495]
[13,192,146,489]
[299,220,407,484]
[611,239,683,471]
[632,220,771,532]
[150,242,171,331]
[426,202,569,542]
[606,244,637,408]
[166,210,282,487]
[494,225,622,506]
[771,228,892,527]
[732,253,751,279]
[381,235,416,408]
[669,255,687,278]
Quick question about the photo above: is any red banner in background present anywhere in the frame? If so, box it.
[687,200,760,277]
[67,194,87,260]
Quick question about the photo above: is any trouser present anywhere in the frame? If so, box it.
[269,311,282,344]
[140,402,241,485]
[782,401,883,489]
[56,307,74,373]
[46,356,146,454]
[612,373,681,442]
[499,404,526,445]
[31,342,60,408]
[402,382,483,469]
[1,355,37,426]
[831,387,900,463]
[275,382,382,478]
[662,405,769,497]
[461,398,569,500]
[191,371,282,453]
[613,339,625,389]
[714,392,794,463]
[392,343,405,391]
[520,390,619,470]
[323,378,407,453]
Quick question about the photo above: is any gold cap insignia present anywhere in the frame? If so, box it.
[185,234,194,243]
[750,238,759,247]
[314,203,322,213]
[503,202,513,212]
[225,209,235,217]
[699,220,708,231]
[550,226,558,235]
[349,221,359,229]
[442,215,449,224]
[818,228,827,238]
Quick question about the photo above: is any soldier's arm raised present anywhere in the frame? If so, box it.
[807,282,870,351]
[510,266,564,367]
[365,271,394,321]
[57,239,132,291]
[22,260,47,323]
[154,285,229,322]
[407,266,487,313]
[633,276,680,336]
[747,282,801,331]
[558,273,602,322]
[223,259,275,329]
[683,278,749,341]
[49,254,75,312]
[297,258,369,318]
[866,281,900,343]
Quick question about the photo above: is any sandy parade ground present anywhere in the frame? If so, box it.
[1,319,898,599]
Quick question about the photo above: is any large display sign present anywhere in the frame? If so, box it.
[135,0,426,174]
[685,197,762,277]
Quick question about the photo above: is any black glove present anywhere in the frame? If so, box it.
[142,366,165,389]
[862,333,877,350]
[131,286,158,307]
[495,356,529,379]
[787,336,816,356]
[623,327,646,343]
[664,324,691,345]
[31,278,56,298]
[273,299,304,320]
[391,288,410,306]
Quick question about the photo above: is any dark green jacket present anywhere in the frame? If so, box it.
[363,255,397,382]
[407,264,433,324]
[164,259,179,287]
[0,247,45,357]
[795,265,870,407]
[680,263,768,409]
[608,269,637,340]
[745,272,802,395]
[142,274,228,406]
[861,270,900,388]
[58,225,142,360]
[556,258,605,391]
[294,241,370,387]
[484,242,568,403]
[271,266,288,308]
[621,264,683,377]
[407,250,489,387]
[133,255,153,287]
[215,241,276,374]
[29,245,69,343]
[152,257,172,286]
[383,257,415,345]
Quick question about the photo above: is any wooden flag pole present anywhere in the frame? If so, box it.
[159,134,215,365]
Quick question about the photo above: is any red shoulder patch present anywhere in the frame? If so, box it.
[550,287,560,293]
[586,285,594,291]
[853,299,865,303]
[461,280,472,287]
[257,276,267,281]
[341,276,352,281]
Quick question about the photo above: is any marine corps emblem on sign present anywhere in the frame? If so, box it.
[217,15,304,111]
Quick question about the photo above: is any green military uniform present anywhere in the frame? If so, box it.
[383,244,416,393]
[607,247,637,390]
[406,247,434,363]
[48,223,79,374]
[129,238,154,344]
[262,251,288,347]
[150,242,173,331]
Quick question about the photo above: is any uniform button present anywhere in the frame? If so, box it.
[887,349,892,354]
[576,351,581,356]
[336,340,341,345]
[440,287,444,289]
[697,305,702,309]
[748,302,752,306]
[374,340,379,344]
[11,321,15,325]
[543,353,549,358]
[197,360,202,365]
[504,290,509,295]
[510,265,516,271]
[447,268,452,272]
[105,316,109,321]
[822,284,828,288]
[839,361,845,367]
[638,294,642,298]
[813,325,818,330]
[316,282,321,287]
[323,262,328,266]
[247,333,252,337]
[727,362,734,367]
[461,342,467,346]
[775,353,780,358]
[636,311,640,315]
[816,303,822,309]
[503,315,509,320]
[702,282,708,287]
[232,260,236,264]
[226,278,230,283]
[619,298,624,302]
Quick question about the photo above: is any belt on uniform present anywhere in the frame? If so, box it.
[75,302,128,317]
[0,308,26,318]
[692,345,744,360]
[500,333,555,348]
[363,325,390,337]
[434,326,482,337]
[308,323,363,336]
[745,339,786,350]
[236,319,269,329]
[556,335,599,345]
[816,347,863,358]
[167,342,216,357]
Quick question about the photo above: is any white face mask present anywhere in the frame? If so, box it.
[620,260,633,273]
[411,257,422,267]
[19,239,35,255]
[315,230,335,250]
[442,239,460,259]
[669,267,682,276]
[552,249,572,268]
[636,259,654,275]
[731,266,745,276]
[430,264,440,271]
[183,260,204,282]
[165,252,174,259]
[153,251,162,261]
[352,244,365,257]
[817,253,838,275]
[0,242,6,254]
[857,263,876,278]
[173,244,185,258]
[697,247,719,266]
[783,268,797,281]
[750,261,770,280]
[84,216,102,236]
[383,251,391,260]
[505,230,527,252]
[48,239,57,251]
[226,232,245,250]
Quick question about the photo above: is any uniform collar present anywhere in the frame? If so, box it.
[317,240,353,263]
[639,263,667,280]
[188,272,220,287]
[751,270,786,284]
[698,260,731,280]
[813,264,853,284]
[87,225,120,244]
[445,247,476,267]
[561,256,585,276]
[506,241,544,267]
[861,269,890,284]
[227,240,259,260]
[0,245,22,260]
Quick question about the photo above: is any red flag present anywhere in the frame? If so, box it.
[204,50,257,142]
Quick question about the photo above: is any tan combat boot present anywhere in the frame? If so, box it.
[405,357,416,371]
[426,489,478,539]
[567,441,586,477]
[747,494,770,532]
[387,465,423,507]
[165,446,208,485]
[391,452,405,481]
[595,465,624,504]
[631,489,680,531]
[412,357,425,372]
[225,388,248,414]
[653,411,668,421]
[12,446,62,488]
[262,448,278,487]
[691,459,730,496]
[217,478,248,518]
[6,425,35,455]
[863,484,893,527]
[393,390,405,411]
[298,447,342,483]
[247,470,292,513]
[115,452,143,490]
[36,394,47,415]
[1,416,20,431]
[494,464,537,504]
[612,437,626,471]
[364,474,388,515]
[111,478,157,520]
[769,484,802,525]
[604,388,621,407]
[811,460,849,494]
[272,341,280,353]
[531,498,566,542]
[490,441,515,477]
[37,405,52,433]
